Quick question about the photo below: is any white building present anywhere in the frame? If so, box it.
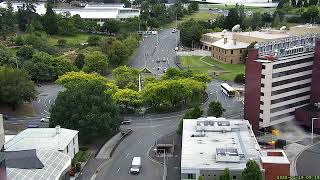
[181,117,261,180]
[0,2,140,20]
[4,126,79,159]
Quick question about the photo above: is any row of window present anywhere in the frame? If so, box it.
[270,99,310,113]
[215,48,242,55]
[271,83,311,96]
[272,65,313,78]
[270,112,295,121]
[181,173,237,179]
[273,57,313,69]
[271,91,310,104]
[272,74,312,87]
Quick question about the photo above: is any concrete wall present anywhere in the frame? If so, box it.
[62,133,79,159]
[244,49,262,130]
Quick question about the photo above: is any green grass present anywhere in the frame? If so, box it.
[202,57,245,81]
[180,56,219,73]
[164,12,219,28]
[180,56,245,81]
[48,34,94,46]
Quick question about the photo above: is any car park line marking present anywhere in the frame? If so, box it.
[116,167,120,173]
[125,153,130,158]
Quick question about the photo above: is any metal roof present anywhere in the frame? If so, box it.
[212,38,249,50]
[5,150,44,169]
[6,150,71,180]
[5,127,78,152]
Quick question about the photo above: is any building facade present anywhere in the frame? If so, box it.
[244,34,318,129]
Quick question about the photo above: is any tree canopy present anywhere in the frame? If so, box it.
[240,160,263,180]
[0,66,36,109]
[207,101,224,117]
[83,51,109,75]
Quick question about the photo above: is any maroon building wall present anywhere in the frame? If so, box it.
[262,162,290,180]
[295,107,320,129]
[311,38,320,102]
[244,49,261,130]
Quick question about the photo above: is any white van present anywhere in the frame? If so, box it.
[130,157,141,174]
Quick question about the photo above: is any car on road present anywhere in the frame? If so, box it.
[27,124,39,128]
[121,120,132,125]
[172,28,177,33]
[174,47,179,51]
[40,117,50,122]
[156,59,160,63]
[130,157,141,174]
[162,58,166,62]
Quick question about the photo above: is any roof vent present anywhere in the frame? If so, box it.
[55,125,61,135]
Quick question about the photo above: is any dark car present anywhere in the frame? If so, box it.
[121,120,132,125]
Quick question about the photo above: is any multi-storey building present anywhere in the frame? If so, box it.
[0,115,6,180]
[244,34,319,129]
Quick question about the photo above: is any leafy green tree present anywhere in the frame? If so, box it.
[57,18,78,35]
[302,6,319,22]
[191,73,212,83]
[140,1,150,21]
[184,106,203,119]
[220,168,231,180]
[272,14,281,28]
[74,53,85,70]
[17,3,38,31]
[180,19,203,47]
[250,12,262,30]
[50,79,120,142]
[108,39,129,66]
[101,19,120,35]
[123,34,140,55]
[23,52,76,81]
[309,0,318,5]
[87,35,102,46]
[303,0,308,7]
[291,0,297,7]
[297,0,303,7]
[56,71,107,89]
[240,160,262,180]
[198,176,204,180]
[83,51,109,75]
[0,66,36,109]
[0,1,15,38]
[113,88,143,111]
[0,45,16,68]
[207,101,224,117]
[188,2,199,13]
[234,74,245,84]
[112,66,139,90]
[16,46,34,63]
[224,8,241,30]
[42,1,58,35]
[57,39,66,47]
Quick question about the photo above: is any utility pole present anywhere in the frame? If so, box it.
[175,14,178,47]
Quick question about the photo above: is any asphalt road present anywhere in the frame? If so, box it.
[129,29,179,76]
[296,143,320,175]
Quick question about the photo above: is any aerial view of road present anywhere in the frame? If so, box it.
[129,29,179,76]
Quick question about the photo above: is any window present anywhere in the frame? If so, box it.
[231,50,233,54]
[260,101,264,105]
[240,49,242,53]
[272,74,312,87]
[270,99,310,113]
[187,173,196,179]
[219,48,220,52]
[259,118,263,122]
[233,176,237,179]
[271,91,310,104]
[225,50,226,54]
[272,66,313,78]
[260,92,264,96]
[273,57,313,69]
[260,110,263,114]
[262,65,265,69]
[261,83,265,87]
[261,75,265,79]
[73,138,75,145]
[67,145,69,153]
[270,112,295,121]
[271,83,311,96]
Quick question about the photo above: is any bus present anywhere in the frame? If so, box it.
[221,83,236,97]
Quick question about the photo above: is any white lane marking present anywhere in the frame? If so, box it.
[116,167,120,173]
[125,152,130,158]
[38,99,41,103]
[49,99,51,105]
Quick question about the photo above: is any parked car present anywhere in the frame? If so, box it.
[40,117,50,122]
[27,124,39,128]
[121,120,132,125]
[172,28,177,33]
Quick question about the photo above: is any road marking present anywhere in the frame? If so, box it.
[49,99,51,105]
[38,99,41,103]
[125,152,130,158]
[116,167,120,173]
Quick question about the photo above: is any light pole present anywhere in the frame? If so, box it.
[311,118,320,144]
[154,148,166,180]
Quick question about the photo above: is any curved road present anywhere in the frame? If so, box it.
[296,143,320,175]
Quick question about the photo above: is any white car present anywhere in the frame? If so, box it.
[174,47,179,51]
[40,117,50,122]
[172,28,177,33]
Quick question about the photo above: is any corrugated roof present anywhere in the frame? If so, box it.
[5,128,78,151]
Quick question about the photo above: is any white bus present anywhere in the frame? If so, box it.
[221,83,236,97]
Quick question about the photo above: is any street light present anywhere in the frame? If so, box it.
[154,148,166,180]
[311,118,320,144]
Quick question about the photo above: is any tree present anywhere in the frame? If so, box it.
[87,35,102,46]
[16,46,34,63]
[0,1,15,38]
[112,66,139,90]
[207,101,224,117]
[0,45,16,68]
[101,19,120,35]
[184,106,203,119]
[291,0,297,7]
[220,168,231,180]
[188,2,199,13]
[57,18,78,35]
[250,12,262,30]
[108,39,129,66]
[297,0,303,7]
[224,8,240,30]
[302,6,319,22]
[0,66,36,109]
[303,0,308,7]
[113,88,143,111]
[240,160,262,180]
[74,53,85,70]
[50,78,120,142]
[272,14,281,28]
[23,52,76,81]
[56,71,107,89]
[198,176,204,180]
[309,0,318,5]
[180,19,203,47]
[42,1,58,35]
[234,74,245,84]
[83,51,109,75]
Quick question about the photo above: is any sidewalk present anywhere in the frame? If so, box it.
[96,132,122,159]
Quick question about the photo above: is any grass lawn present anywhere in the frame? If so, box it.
[164,12,219,28]
[180,56,245,81]
[202,57,245,81]
[48,34,93,46]
[180,56,219,73]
